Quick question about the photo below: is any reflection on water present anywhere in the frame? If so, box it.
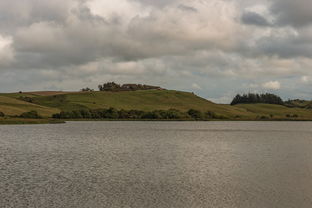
[1,121,312,208]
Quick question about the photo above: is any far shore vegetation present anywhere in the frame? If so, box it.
[1,82,312,124]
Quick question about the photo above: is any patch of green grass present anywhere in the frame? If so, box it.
[0,92,39,99]
[284,99,312,109]
[235,103,312,119]
[0,95,60,117]
[32,90,256,118]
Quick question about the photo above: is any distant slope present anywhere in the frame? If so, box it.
[30,90,248,117]
[1,90,312,120]
[0,95,60,117]
[236,104,312,119]
[284,99,312,109]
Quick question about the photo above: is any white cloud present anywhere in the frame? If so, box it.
[262,81,281,90]
[301,76,312,83]
[191,83,202,90]
[0,35,14,66]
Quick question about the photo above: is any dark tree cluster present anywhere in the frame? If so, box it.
[81,87,94,92]
[20,111,42,119]
[53,108,188,120]
[0,112,5,117]
[98,82,162,91]
[98,82,121,91]
[231,93,284,105]
[52,108,226,120]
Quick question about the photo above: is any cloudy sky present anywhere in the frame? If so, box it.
[0,0,312,103]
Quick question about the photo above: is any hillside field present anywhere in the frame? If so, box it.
[0,90,312,120]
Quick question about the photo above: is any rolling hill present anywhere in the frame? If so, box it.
[0,95,60,117]
[0,90,312,120]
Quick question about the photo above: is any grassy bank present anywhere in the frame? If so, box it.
[0,117,65,125]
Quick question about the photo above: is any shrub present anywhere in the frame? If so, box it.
[142,111,161,119]
[187,109,203,120]
[104,108,119,119]
[205,111,227,119]
[0,112,5,117]
[20,111,42,119]
[286,114,298,118]
[260,116,268,120]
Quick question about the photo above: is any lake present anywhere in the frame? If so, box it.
[1,121,312,208]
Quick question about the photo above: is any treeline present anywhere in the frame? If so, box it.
[0,111,41,119]
[80,87,94,92]
[98,82,162,91]
[52,108,227,120]
[231,93,284,105]
[0,110,43,119]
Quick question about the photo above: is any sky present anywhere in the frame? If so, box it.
[0,0,312,103]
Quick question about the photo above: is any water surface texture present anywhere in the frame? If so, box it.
[1,121,312,208]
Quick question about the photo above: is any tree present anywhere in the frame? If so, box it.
[98,85,103,91]
[81,87,94,92]
[0,112,5,117]
[98,82,121,91]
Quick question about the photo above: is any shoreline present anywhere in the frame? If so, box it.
[1,118,312,125]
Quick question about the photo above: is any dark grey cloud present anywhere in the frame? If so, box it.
[177,4,198,13]
[241,11,271,27]
[271,0,312,27]
[0,0,74,33]
[257,37,312,59]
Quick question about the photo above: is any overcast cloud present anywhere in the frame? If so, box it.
[0,0,312,103]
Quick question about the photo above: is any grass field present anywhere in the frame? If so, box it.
[30,90,258,118]
[0,95,60,117]
[0,90,312,121]
[236,104,312,119]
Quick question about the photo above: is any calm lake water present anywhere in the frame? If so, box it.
[1,121,312,208]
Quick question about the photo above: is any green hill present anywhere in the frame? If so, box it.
[29,90,255,118]
[0,90,312,120]
[0,95,59,117]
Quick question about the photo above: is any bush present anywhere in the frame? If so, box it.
[187,109,203,120]
[0,112,5,117]
[20,111,42,119]
[286,114,299,118]
[142,111,161,119]
[260,116,268,120]
[205,111,224,119]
